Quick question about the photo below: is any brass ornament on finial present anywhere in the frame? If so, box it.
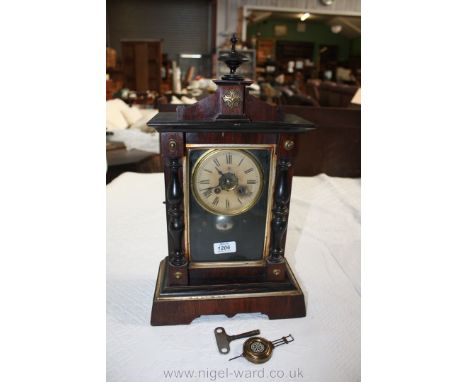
[222,89,242,108]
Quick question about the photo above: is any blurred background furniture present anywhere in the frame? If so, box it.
[283,106,360,177]
[121,40,162,95]
[105,1,361,182]
[106,99,162,183]
[106,143,162,184]
[306,80,359,107]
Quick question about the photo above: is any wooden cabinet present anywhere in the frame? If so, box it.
[276,41,314,66]
[256,38,276,65]
[121,40,162,94]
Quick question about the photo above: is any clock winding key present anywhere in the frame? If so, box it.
[214,327,260,354]
[229,334,294,364]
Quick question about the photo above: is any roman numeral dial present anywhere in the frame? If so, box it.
[192,149,264,216]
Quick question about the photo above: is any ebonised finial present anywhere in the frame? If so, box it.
[230,34,238,52]
[219,33,250,81]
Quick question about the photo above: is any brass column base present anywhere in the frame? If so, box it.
[265,257,287,281]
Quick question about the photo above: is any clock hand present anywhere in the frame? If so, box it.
[199,184,219,191]
[200,178,223,191]
[236,184,253,197]
[215,167,224,176]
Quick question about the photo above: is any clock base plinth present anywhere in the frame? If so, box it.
[150,259,306,326]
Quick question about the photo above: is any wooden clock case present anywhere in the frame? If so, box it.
[148,40,314,326]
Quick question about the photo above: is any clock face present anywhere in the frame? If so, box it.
[187,146,273,263]
[192,149,264,216]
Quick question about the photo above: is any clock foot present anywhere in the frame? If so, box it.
[150,259,306,326]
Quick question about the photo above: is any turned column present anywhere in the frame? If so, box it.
[268,158,291,262]
[162,132,188,286]
[266,158,291,281]
[266,134,296,281]
[166,158,185,267]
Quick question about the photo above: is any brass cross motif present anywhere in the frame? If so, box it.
[222,90,241,109]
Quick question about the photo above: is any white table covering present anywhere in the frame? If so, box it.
[107,109,160,154]
[107,173,360,382]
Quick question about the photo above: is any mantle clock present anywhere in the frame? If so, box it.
[148,35,314,326]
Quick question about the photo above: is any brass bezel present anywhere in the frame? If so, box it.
[191,148,264,216]
[184,144,276,266]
